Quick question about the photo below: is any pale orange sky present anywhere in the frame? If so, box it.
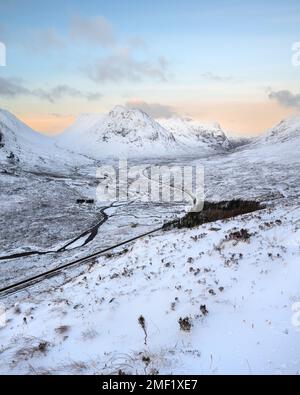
[19,100,298,137]
[178,101,298,136]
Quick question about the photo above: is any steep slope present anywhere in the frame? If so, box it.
[259,116,300,144]
[0,109,90,171]
[234,115,300,165]
[58,105,178,158]
[159,117,230,150]
[58,106,230,159]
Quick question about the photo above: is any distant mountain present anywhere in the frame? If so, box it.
[58,105,178,158]
[0,109,89,171]
[258,116,300,144]
[3,106,300,170]
[232,115,300,165]
[158,117,230,150]
[58,106,230,158]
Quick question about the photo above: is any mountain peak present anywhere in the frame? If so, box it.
[108,105,150,121]
[262,115,300,143]
[0,108,42,138]
[109,105,128,115]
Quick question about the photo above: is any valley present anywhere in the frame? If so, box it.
[0,107,299,374]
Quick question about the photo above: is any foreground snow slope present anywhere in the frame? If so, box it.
[0,109,91,171]
[58,106,229,158]
[0,203,299,374]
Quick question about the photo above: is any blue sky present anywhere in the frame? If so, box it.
[0,0,300,134]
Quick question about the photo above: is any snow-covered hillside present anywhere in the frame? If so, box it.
[58,106,230,158]
[58,106,177,158]
[0,109,300,375]
[1,203,299,374]
[259,116,300,144]
[159,117,230,150]
[234,115,300,165]
[0,109,91,171]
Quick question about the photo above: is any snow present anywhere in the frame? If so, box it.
[259,116,300,144]
[57,106,229,159]
[159,117,230,150]
[0,108,300,374]
[0,109,92,172]
[0,203,299,374]
[57,106,177,159]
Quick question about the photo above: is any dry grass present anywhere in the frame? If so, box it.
[178,317,192,332]
[163,199,264,230]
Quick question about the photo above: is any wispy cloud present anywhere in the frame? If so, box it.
[126,100,177,118]
[34,84,102,103]
[25,28,66,52]
[20,15,169,84]
[268,89,300,109]
[70,15,116,48]
[201,72,235,82]
[0,77,102,102]
[127,36,148,50]
[0,77,30,97]
[87,48,168,83]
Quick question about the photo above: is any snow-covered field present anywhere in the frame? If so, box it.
[0,202,299,374]
[0,109,300,375]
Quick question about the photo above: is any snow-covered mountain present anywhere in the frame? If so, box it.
[58,106,230,158]
[229,115,300,165]
[2,106,299,168]
[259,116,300,144]
[159,117,230,150]
[58,105,179,158]
[0,109,90,171]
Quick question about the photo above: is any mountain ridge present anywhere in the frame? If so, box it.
[0,108,90,170]
[57,105,230,158]
[1,106,300,166]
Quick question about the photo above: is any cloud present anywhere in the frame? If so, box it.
[127,36,147,50]
[33,84,102,103]
[70,15,116,47]
[126,100,177,118]
[87,48,168,83]
[268,89,300,109]
[0,77,30,97]
[0,77,102,102]
[201,72,234,82]
[26,28,66,52]
[19,16,169,85]
[23,15,115,53]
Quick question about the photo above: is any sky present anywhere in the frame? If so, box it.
[0,0,300,136]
